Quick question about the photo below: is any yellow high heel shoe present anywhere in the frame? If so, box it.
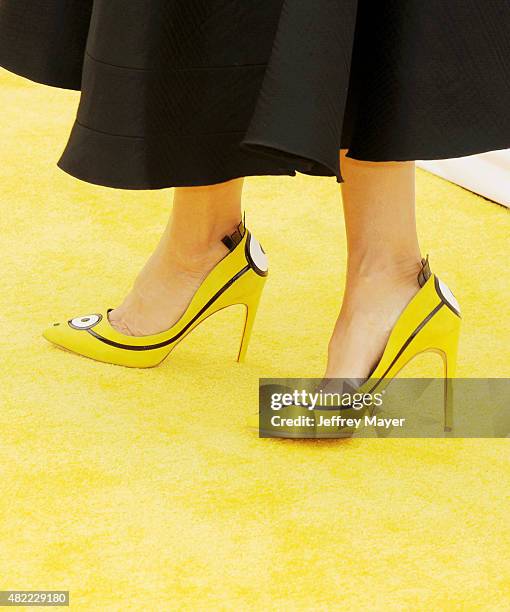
[254,257,461,437]
[43,221,268,367]
[358,257,461,433]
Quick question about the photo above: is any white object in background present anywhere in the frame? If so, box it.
[417,149,510,208]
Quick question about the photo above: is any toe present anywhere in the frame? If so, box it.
[42,321,65,345]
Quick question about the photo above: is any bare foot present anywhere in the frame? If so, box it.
[108,229,231,337]
[325,260,422,380]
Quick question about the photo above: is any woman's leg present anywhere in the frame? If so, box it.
[325,151,422,379]
[109,179,244,336]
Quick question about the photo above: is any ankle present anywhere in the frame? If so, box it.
[346,253,422,287]
[339,255,422,324]
[165,219,241,266]
[168,215,242,252]
[165,240,228,275]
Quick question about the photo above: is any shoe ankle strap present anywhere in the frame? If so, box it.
[417,255,432,287]
[222,218,246,251]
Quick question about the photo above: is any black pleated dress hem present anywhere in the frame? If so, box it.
[1,0,510,190]
[57,123,303,191]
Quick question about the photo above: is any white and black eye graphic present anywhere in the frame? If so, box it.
[68,313,102,330]
[436,279,461,314]
[247,234,268,275]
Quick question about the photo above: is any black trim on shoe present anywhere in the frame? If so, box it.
[86,266,250,351]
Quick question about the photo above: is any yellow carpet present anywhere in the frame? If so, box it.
[1,68,509,610]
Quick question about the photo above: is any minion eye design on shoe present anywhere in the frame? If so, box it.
[68,314,102,330]
[436,278,461,316]
[246,234,268,276]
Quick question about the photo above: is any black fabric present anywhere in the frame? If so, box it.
[1,0,509,189]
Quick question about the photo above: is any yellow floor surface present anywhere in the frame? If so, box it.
[1,69,509,610]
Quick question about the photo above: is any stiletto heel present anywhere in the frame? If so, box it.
[444,378,454,433]
[238,290,263,363]
[43,219,269,367]
[436,325,460,432]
